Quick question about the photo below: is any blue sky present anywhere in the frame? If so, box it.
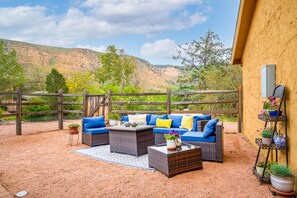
[0,0,240,65]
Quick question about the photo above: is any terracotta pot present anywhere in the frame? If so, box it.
[69,127,79,134]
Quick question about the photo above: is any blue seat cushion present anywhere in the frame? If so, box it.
[181,132,216,143]
[153,127,188,135]
[149,115,167,125]
[168,115,183,128]
[83,116,106,129]
[84,127,109,134]
[203,118,219,138]
[192,115,212,131]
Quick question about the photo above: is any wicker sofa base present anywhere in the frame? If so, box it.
[82,132,109,147]
[153,122,223,163]
[154,133,166,145]
[183,141,222,162]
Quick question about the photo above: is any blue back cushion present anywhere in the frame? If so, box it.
[83,116,106,129]
[168,115,183,128]
[146,114,152,125]
[122,115,129,122]
[203,118,219,138]
[192,114,212,131]
[149,115,167,125]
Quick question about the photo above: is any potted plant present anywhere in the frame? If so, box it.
[260,96,281,116]
[260,128,274,145]
[270,164,295,192]
[108,112,120,126]
[256,162,265,175]
[164,130,181,150]
[68,123,80,134]
[256,161,275,177]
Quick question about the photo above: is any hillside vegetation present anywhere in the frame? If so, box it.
[2,39,182,91]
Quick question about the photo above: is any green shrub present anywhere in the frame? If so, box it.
[23,97,51,121]
[271,164,294,177]
[108,112,120,120]
[68,123,80,128]
[0,107,4,115]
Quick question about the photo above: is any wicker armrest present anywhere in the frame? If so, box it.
[215,121,224,162]
[215,122,223,137]
[196,120,209,131]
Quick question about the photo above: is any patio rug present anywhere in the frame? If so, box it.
[73,145,155,171]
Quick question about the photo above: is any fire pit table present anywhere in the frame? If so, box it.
[106,126,154,157]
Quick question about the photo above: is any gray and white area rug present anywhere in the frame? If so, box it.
[74,145,155,171]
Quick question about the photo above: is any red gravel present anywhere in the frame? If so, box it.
[0,121,273,198]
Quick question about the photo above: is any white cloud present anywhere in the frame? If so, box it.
[76,45,106,52]
[0,1,208,46]
[81,0,207,35]
[140,39,178,59]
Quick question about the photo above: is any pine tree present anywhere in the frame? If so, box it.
[45,68,69,93]
[0,40,24,91]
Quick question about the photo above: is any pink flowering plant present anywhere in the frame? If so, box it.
[260,96,280,115]
[164,130,180,140]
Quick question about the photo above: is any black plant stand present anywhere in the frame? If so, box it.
[253,84,288,184]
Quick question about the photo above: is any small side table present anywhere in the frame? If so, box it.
[148,143,202,177]
[69,130,79,146]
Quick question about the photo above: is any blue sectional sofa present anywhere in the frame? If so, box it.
[149,114,223,162]
[82,116,109,147]
[122,114,223,162]
[153,114,211,144]
[82,114,224,162]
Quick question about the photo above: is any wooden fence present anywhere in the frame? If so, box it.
[0,88,106,135]
[108,87,242,132]
[0,87,242,135]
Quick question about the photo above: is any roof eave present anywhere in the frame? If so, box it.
[231,0,257,66]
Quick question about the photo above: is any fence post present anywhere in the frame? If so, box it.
[58,89,63,130]
[83,89,88,117]
[166,88,171,115]
[107,90,112,118]
[238,85,243,133]
[16,88,22,135]
[101,95,106,117]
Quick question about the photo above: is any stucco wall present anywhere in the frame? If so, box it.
[241,0,297,172]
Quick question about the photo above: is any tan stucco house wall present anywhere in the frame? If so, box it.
[232,0,297,173]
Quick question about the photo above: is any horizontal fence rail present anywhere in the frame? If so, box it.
[0,88,107,135]
[0,86,242,135]
[108,87,242,132]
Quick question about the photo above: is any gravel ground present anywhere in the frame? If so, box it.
[0,121,273,198]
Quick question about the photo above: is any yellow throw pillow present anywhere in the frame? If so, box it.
[180,115,193,131]
[156,118,172,128]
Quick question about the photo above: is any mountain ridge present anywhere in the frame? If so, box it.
[1,38,182,91]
